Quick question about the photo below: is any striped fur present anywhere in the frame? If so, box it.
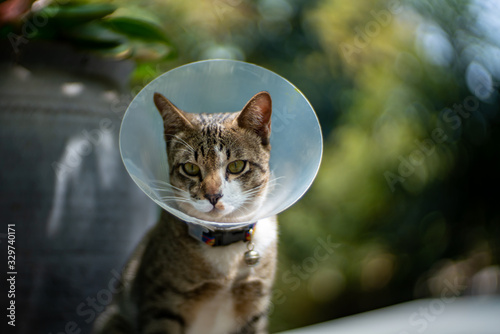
[93,92,277,334]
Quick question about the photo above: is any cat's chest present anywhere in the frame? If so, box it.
[186,216,278,333]
[186,288,238,334]
[185,258,265,334]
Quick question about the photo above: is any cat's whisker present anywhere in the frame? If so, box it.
[149,179,174,187]
[267,176,285,187]
[150,188,184,197]
[240,191,262,199]
[159,198,192,204]
[241,182,268,196]
[173,148,194,156]
[247,184,267,192]
[166,134,196,153]
[149,186,186,195]
[148,185,173,191]
[149,181,190,195]
[158,195,186,199]
[158,194,191,201]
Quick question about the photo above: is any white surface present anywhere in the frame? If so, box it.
[278,297,500,334]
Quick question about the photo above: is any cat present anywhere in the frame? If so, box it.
[92,91,278,334]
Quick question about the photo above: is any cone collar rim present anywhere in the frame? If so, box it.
[119,59,323,230]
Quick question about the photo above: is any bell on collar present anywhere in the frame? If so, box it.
[244,249,260,266]
[244,243,260,266]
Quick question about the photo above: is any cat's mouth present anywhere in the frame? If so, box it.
[175,199,238,222]
[209,206,223,214]
[204,203,235,219]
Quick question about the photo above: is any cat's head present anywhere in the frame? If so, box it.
[154,91,272,222]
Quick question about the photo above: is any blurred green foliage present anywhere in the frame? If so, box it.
[128,0,500,332]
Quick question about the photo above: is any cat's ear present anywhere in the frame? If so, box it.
[154,92,193,137]
[237,91,272,146]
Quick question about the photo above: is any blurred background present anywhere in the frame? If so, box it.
[1,0,499,333]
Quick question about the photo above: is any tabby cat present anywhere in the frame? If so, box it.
[93,91,278,334]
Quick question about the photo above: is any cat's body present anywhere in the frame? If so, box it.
[93,92,277,334]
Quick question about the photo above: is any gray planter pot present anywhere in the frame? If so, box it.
[0,42,158,334]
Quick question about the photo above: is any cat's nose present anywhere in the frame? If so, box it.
[205,193,223,206]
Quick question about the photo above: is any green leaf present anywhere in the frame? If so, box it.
[62,21,125,49]
[103,17,171,44]
[92,43,133,59]
[39,3,117,27]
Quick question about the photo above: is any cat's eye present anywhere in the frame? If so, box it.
[227,160,246,174]
[182,162,200,176]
